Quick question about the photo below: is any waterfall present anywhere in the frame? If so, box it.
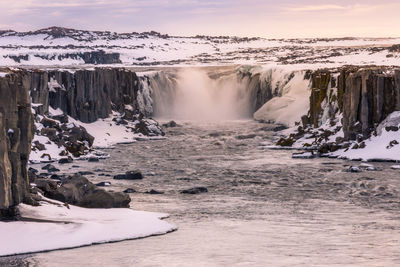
[137,66,311,125]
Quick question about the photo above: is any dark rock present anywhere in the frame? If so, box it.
[42,164,57,171]
[236,134,257,140]
[40,127,58,138]
[0,206,21,221]
[162,121,179,128]
[29,167,38,174]
[50,174,62,180]
[114,170,143,180]
[276,137,294,147]
[145,189,164,194]
[79,190,130,209]
[58,157,73,164]
[35,178,58,192]
[51,114,68,124]
[346,166,361,173]
[40,174,130,208]
[123,188,136,193]
[96,182,111,187]
[41,117,59,129]
[180,187,208,194]
[33,140,46,151]
[272,125,288,132]
[88,157,100,162]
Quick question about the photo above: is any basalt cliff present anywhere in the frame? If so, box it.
[0,70,34,218]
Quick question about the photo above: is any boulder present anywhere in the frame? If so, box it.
[38,175,131,208]
[145,189,164,194]
[58,157,73,164]
[162,121,179,128]
[180,187,208,194]
[123,188,136,193]
[114,170,143,180]
[96,182,111,187]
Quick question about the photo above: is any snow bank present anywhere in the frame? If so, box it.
[331,112,400,161]
[253,68,310,126]
[0,200,176,256]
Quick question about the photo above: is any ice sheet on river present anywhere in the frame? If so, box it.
[0,200,176,256]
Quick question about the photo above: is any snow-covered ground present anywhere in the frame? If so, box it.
[330,112,400,161]
[0,27,400,67]
[0,198,176,256]
[29,106,165,163]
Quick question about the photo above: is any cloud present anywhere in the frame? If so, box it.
[287,4,346,12]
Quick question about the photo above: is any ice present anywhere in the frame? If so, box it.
[253,68,310,126]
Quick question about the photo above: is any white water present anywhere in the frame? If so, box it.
[157,68,251,121]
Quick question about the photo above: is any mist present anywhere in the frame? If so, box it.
[163,68,250,121]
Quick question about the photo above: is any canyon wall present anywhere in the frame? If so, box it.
[0,70,34,218]
[30,68,145,122]
[305,67,400,141]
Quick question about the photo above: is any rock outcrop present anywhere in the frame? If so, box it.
[30,68,144,122]
[34,174,131,208]
[0,71,34,219]
[278,66,400,156]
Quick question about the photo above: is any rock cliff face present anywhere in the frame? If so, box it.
[30,68,145,122]
[6,51,122,65]
[305,67,400,141]
[0,70,34,218]
[278,66,400,156]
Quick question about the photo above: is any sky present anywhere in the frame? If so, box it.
[1,0,400,38]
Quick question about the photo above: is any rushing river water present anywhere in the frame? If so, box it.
[3,120,400,266]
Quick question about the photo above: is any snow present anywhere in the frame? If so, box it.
[0,29,400,67]
[330,112,400,161]
[0,72,8,77]
[29,134,65,163]
[253,68,310,126]
[0,199,176,256]
[69,116,138,148]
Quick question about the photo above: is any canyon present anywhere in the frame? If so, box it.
[1,27,400,265]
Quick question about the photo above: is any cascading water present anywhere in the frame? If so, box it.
[170,68,251,121]
[137,66,310,125]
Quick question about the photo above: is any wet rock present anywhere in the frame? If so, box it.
[180,187,208,194]
[96,182,111,187]
[276,137,294,147]
[58,157,73,164]
[346,166,361,173]
[39,174,131,208]
[123,188,136,193]
[50,174,62,180]
[41,164,59,172]
[236,134,256,140]
[114,170,143,180]
[272,125,288,132]
[162,121,179,128]
[145,189,164,194]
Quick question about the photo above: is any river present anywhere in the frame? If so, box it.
[2,120,400,266]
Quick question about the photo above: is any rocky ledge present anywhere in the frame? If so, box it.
[277,66,400,161]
